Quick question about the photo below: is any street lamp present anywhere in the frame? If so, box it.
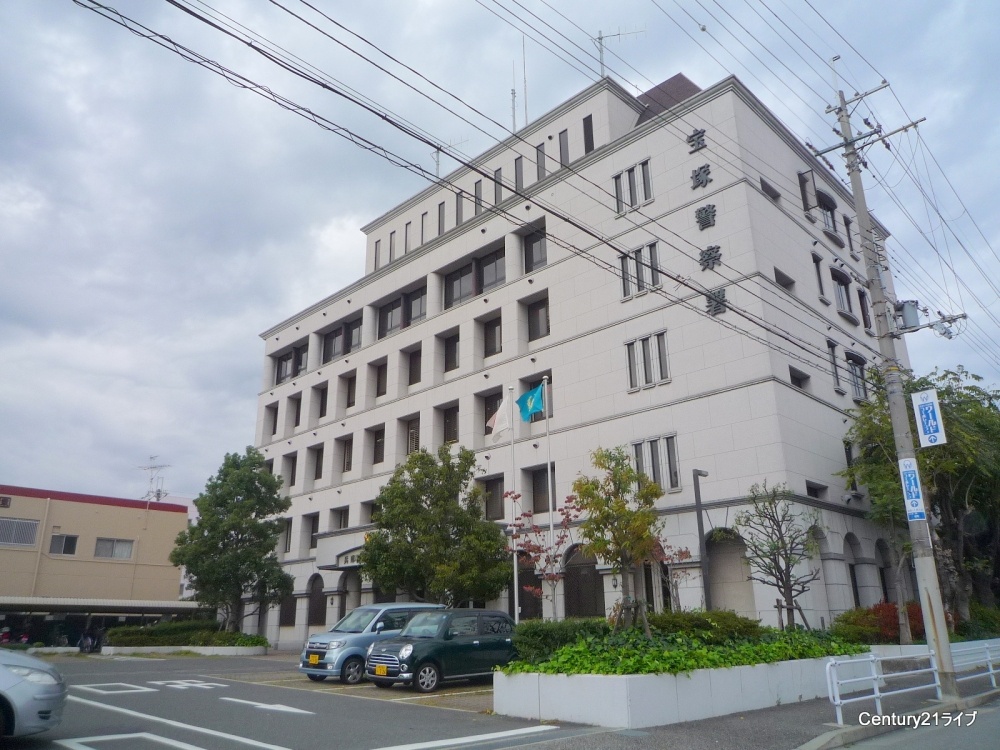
[693,469,712,611]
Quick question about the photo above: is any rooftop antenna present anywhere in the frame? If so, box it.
[431,138,469,178]
[591,27,645,78]
[522,35,528,126]
[511,60,517,131]
[139,455,170,503]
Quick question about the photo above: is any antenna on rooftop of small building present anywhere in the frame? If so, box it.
[591,26,645,78]
[139,456,170,503]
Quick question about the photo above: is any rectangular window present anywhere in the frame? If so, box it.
[406,286,427,324]
[389,231,396,263]
[633,247,646,292]
[647,242,660,286]
[283,518,292,553]
[558,129,569,167]
[525,375,553,423]
[474,180,483,215]
[420,212,427,245]
[308,513,320,549]
[408,348,422,385]
[455,191,464,225]
[832,271,853,314]
[437,201,445,236]
[95,538,134,560]
[266,403,278,436]
[827,340,842,389]
[647,439,662,489]
[406,417,420,455]
[279,594,296,626]
[378,298,403,338]
[275,343,306,384]
[323,329,343,363]
[613,159,652,212]
[535,143,546,181]
[444,333,460,372]
[375,363,388,397]
[333,507,349,530]
[372,427,386,464]
[342,437,354,472]
[494,168,503,204]
[312,444,324,480]
[484,317,502,357]
[633,442,645,479]
[858,290,872,329]
[346,319,362,353]
[404,222,411,254]
[523,231,546,273]
[478,248,505,291]
[843,216,856,256]
[527,298,550,341]
[484,391,504,434]
[316,385,328,419]
[374,239,382,269]
[625,332,669,389]
[531,465,556,514]
[664,435,679,489]
[443,406,459,444]
[620,254,632,297]
[483,477,505,521]
[444,264,475,308]
[583,114,594,153]
[344,375,357,408]
[292,396,302,427]
[847,355,867,400]
[49,533,78,555]
[286,453,298,487]
[514,156,523,190]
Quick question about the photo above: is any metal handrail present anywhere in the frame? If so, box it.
[950,642,999,688]
[826,651,941,725]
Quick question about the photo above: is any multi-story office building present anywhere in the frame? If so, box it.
[0,484,195,641]
[254,73,910,647]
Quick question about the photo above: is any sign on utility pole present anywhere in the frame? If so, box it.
[898,458,926,521]
[911,389,947,448]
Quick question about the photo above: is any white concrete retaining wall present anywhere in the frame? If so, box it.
[495,656,870,729]
[99,646,267,656]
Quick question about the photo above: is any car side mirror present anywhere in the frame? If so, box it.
[374,621,384,633]
[443,628,454,640]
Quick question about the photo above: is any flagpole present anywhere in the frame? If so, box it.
[508,385,519,624]
[542,374,556,620]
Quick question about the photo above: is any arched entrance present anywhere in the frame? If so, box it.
[307,574,326,627]
[509,551,543,621]
[705,529,755,617]
[563,546,605,617]
[338,570,362,620]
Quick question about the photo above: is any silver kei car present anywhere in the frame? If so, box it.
[0,649,68,738]
[299,602,444,684]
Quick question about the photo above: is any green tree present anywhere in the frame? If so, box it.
[170,447,293,632]
[572,446,665,635]
[843,366,1000,619]
[733,481,819,630]
[359,445,510,605]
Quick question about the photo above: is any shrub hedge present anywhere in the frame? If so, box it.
[957,603,1000,640]
[647,610,763,643]
[512,618,610,664]
[104,621,269,648]
[830,602,924,644]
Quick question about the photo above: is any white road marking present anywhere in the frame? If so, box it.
[56,731,210,749]
[373,726,560,750]
[72,683,159,694]
[220,696,315,714]
[66,696,294,750]
[149,679,229,689]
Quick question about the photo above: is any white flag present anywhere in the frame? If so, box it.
[487,392,512,444]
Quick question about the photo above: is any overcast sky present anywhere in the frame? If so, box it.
[2,0,997,504]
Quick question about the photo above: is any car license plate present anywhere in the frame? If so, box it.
[375,664,388,676]
[308,654,319,665]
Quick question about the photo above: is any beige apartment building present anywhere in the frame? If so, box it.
[0,484,195,642]
[253,73,914,648]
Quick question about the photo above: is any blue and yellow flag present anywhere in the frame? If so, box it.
[516,384,545,422]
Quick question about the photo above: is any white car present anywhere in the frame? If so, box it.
[0,649,68,737]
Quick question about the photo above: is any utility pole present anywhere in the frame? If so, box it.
[825,86,958,698]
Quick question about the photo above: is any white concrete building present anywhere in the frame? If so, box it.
[251,73,911,648]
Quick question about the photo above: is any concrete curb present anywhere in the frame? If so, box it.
[795,689,1000,750]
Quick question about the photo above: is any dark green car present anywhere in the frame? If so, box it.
[365,609,516,692]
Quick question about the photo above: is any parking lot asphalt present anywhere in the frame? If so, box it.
[248,651,1000,750]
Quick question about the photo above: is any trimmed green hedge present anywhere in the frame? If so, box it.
[513,618,610,664]
[104,621,269,648]
[504,628,868,676]
[957,603,1000,640]
[647,610,763,643]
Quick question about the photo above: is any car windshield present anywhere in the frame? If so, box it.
[329,608,378,633]
[400,611,448,638]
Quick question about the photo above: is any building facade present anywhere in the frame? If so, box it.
[253,74,912,648]
[0,484,194,642]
